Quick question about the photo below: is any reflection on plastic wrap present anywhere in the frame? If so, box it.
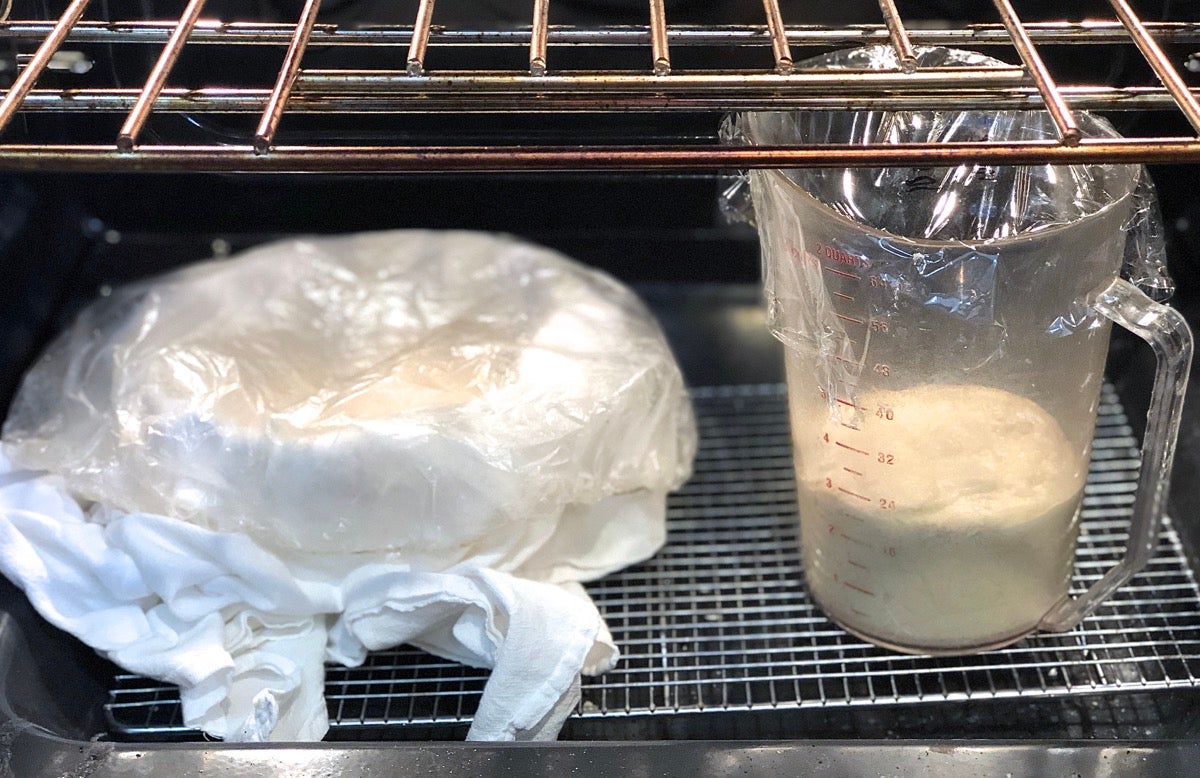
[1,230,698,565]
[873,240,998,322]
[1123,176,1175,302]
[720,46,1175,305]
[1047,300,1110,338]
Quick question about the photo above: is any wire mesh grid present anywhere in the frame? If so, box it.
[105,382,1200,738]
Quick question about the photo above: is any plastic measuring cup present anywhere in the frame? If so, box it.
[739,93,1192,655]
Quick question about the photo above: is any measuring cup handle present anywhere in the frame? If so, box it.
[1039,277,1194,632]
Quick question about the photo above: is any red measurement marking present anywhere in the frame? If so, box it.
[847,559,868,570]
[839,532,872,549]
[835,398,858,408]
[836,441,870,456]
[834,292,855,301]
[840,422,860,431]
[834,313,865,325]
[844,581,876,596]
[838,487,871,502]
[825,267,860,280]
[843,467,863,476]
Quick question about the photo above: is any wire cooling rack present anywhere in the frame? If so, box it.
[105,382,1200,738]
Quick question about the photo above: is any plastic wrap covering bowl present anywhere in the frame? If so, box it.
[721,45,1173,302]
[2,230,697,575]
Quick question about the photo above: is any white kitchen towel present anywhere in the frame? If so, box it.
[0,452,620,742]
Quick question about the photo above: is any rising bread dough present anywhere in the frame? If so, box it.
[794,383,1085,653]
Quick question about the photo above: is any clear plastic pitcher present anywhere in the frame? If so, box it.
[736,48,1194,655]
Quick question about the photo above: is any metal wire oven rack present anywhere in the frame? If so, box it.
[103,382,1200,740]
[0,2,1198,170]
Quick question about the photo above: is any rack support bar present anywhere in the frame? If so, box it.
[1107,0,1200,134]
[117,0,208,151]
[0,0,91,134]
[877,0,917,72]
[991,0,1081,145]
[254,0,322,154]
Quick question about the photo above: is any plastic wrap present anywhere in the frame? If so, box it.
[720,45,1175,303]
[719,46,1192,654]
[2,230,697,569]
[725,47,1167,434]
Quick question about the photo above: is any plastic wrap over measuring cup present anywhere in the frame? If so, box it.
[735,46,1192,655]
[2,230,698,573]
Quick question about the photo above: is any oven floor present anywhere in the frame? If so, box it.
[103,382,1200,741]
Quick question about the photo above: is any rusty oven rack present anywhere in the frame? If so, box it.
[0,2,1199,171]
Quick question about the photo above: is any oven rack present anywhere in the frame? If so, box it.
[0,3,1199,171]
[103,383,1200,741]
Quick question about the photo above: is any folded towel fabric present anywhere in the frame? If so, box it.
[0,451,631,741]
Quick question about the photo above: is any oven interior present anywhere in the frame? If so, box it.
[2,0,1200,774]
